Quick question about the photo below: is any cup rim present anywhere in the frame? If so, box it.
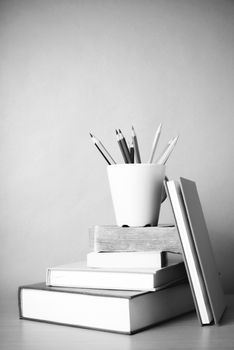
[107,163,166,168]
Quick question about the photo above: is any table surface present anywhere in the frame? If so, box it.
[1,295,234,350]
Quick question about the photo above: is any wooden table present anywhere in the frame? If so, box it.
[1,295,234,350]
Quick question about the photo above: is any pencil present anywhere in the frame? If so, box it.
[156,136,179,165]
[129,140,134,163]
[131,126,141,163]
[148,123,162,163]
[115,129,128,163]
[118,129,132,163]
[154,137,173,163]
[90,133,116,165]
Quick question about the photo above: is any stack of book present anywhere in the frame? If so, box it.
[18,225,195,334]
[19,177,226,333]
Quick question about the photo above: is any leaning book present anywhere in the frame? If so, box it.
[18,281,194,334]
[165,178,226,325]
[46,261,186,291]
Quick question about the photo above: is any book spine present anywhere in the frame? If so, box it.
[89,226,181,252]
[86,251,163,269]
[18,285,132,334]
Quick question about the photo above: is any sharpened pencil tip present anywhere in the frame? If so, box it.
[155,123,162,134]
[115,129,119,135]
[172,135,179,142]
[89,133,93,138]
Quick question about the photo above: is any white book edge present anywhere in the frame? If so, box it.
[21,287,131,333]
[46,268,156,291]
[19,281,194,334]
[46,262,186,291]
[86,251,163,269]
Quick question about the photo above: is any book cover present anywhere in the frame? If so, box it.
[46,261,187,291]
[179,177,226,324]
[89,225,181,253]
[18,281,194,334]
[165,178,226,325]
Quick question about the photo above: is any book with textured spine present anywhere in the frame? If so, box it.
[89,225,181,253]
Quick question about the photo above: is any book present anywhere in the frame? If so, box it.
[89,225,182,253]
[46,261,187,291]
[165,178,226,325]
[18,281,194,334]
[87,251,183,269]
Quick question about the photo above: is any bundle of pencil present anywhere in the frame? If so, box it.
[90,124,179,165]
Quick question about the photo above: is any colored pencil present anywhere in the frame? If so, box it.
[90,133,116,165]
[115,129,128,163]
[118,129,131,163]
[148,123,162,163]
[131,126,141,163]
[156,136,179,165]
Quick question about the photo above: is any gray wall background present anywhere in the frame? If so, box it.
[1,0,234,298]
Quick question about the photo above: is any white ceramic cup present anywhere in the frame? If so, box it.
[107,164,166,227]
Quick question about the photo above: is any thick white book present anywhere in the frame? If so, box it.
[165,178,226,325]
[18,281,194,334]
[87,251,183,269]
[46,261,186,291]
